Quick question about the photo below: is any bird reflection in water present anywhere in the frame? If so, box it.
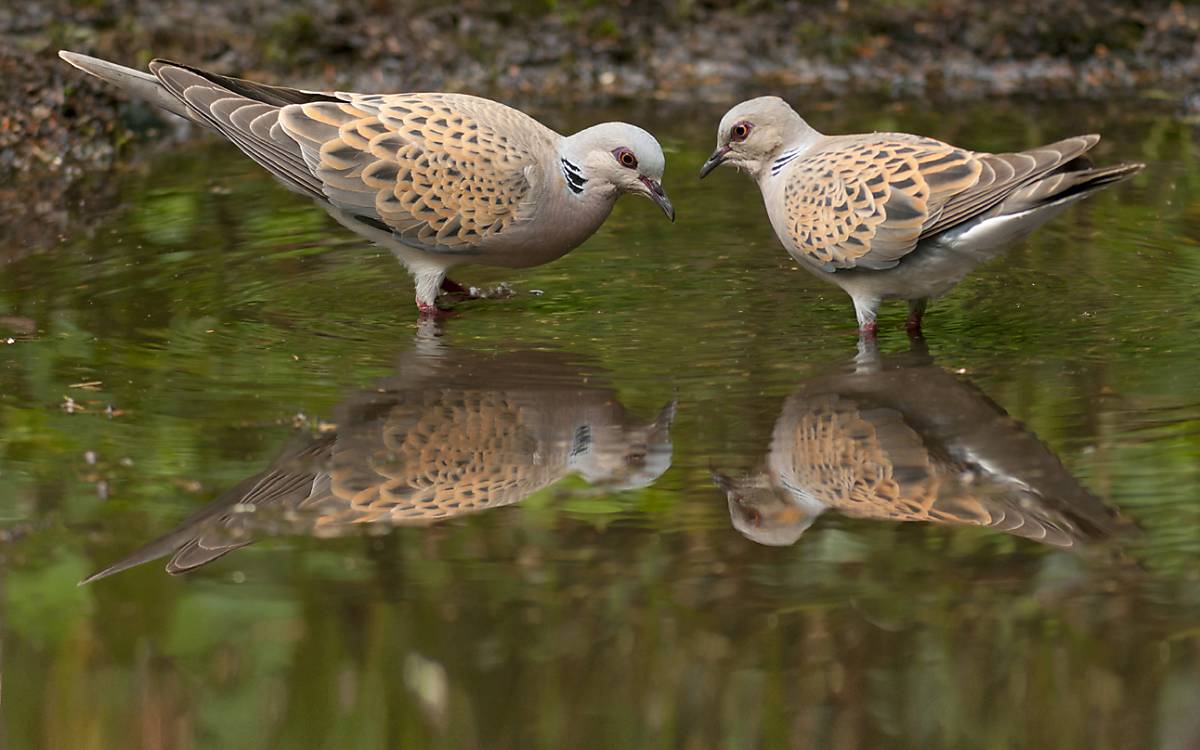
[84,335,675,582]
[713,337,1125,549]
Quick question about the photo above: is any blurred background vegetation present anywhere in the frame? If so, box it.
[5,0,1200,176]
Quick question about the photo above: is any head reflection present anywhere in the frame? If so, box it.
[714,337,1124,549]
[84,340,674,582]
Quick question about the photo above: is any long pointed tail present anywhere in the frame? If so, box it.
[58,50,194,121]
[1062,161,1145,194]
[78,523,210,585]
[1006,155,1145,213]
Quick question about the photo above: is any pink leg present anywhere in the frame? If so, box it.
[416,298,439,318]
[415,299,458,321]
[905,299,927,334]
[853,296,881,338]
[414,271,447,318]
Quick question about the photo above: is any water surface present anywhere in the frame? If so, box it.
[2,98,1199,749]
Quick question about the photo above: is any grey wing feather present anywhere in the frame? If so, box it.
[148,58,342,107]
[922,135,1100,237]
[150,62,327,199]
[984,504,1078,548]
[81,435,335,583]
[72,57,545,256]
[162,467,324,574]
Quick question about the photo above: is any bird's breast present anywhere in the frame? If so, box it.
[473,189,615,269]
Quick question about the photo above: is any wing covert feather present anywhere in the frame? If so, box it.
[780,133,1100,271]
[279,94,551,252]
[148,60,555,255]
[781,135,981,270]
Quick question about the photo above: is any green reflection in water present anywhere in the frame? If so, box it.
[1,98,1199,749]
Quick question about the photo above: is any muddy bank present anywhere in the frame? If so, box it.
[3,0,1199,181]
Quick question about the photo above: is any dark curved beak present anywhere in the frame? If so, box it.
[698,146,730,179]
[639,176,675,222]
[710,468,735,493]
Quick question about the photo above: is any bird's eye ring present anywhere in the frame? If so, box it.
[613,147,638,169]
[730,121,752,142]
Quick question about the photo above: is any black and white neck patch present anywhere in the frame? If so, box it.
[571,424,592,457]
[770,148,802,176]
[562,158,587,195]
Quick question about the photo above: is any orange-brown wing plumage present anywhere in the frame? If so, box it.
[777,393,1081,546]
[780,133,1103,271]
[279,94,552,251]
[147,60,553,254]
[316,390,555,531]
[781,135,982,270]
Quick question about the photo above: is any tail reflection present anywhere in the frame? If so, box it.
[714,338,1124,549]
[84,345,674,582]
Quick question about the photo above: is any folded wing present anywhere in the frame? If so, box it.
[149,60,550,253]
[782,133,1104,271]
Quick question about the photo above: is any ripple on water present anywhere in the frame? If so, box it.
[0,99,1198,749]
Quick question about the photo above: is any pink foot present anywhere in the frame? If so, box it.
[905,317,923,334]
[416,299,449,320]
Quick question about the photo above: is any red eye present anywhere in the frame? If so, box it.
[613,147,638,169]
[730,121,752,142]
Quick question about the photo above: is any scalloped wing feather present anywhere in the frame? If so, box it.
[316,392,553,529]
[279,93,552,253]
[779,393,1079,545]
[779,393,942,513]
[147,59,555,255]
[781,135,982,270]
[780,133,1109,272]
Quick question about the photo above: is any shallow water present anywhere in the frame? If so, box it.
[2,97,1199,748]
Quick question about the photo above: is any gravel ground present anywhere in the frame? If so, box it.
[2,0,1199,181]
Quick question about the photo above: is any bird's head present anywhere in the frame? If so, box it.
[711,469,818,546]
[699,96,816,181]
[562,123,674,221]
[573,401,676,491]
